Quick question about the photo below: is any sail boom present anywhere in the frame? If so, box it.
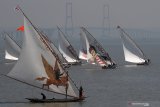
[4,74,76,97]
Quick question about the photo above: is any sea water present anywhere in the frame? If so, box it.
[0,28,160,107]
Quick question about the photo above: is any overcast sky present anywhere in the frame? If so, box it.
[0,0,160,30]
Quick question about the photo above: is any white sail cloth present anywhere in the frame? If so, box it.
[117,26,146,64]
[58,29,78,63]
[4,34,21,60]
[123,44,145,63]
[79,28,94,62]
[7,17,76,97]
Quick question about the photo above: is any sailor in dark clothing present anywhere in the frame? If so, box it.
[41,93,46,99]
[144,59,150,65]
[147,59,150,63]
[79,86,83,99]
[55,70,63,80]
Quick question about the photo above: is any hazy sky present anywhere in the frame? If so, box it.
[0,0,160,30]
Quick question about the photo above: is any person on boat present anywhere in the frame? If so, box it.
[138,59,150,65]
[146,59,150,64]
[54,63,64,80]
[41,93,46,100]
[55,70,63,80]
[79,86,84,99]
[143,59,150,65]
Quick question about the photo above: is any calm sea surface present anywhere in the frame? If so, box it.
[0,29,160,107]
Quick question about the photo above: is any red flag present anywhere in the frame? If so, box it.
[17,25,24,31]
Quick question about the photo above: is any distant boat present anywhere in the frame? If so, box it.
[49,39,70,68]
[57,27,81,65]
[6,6,85,103]
[79,27,116,69]
[39,30,70,68]
[4,33,21,61]
[117,26,150,65]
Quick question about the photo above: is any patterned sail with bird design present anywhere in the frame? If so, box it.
[7,12,76,97]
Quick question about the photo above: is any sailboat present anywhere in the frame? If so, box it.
[57,27,81,65]
[38,30,70,68]
[4,32,21,61]
[6,6,85,103]
[79,27,116,69]
[117,26,150,65]
[50,40,70,68]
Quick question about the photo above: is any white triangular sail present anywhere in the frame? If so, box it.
[58,27,80,63]
[79,50,87,60]
[117,26,148,64]
[79,29,88,60]
[50,42,68,64]
[4,33,21,60]
[79,27,116,67]
[79,28,94,63]
[7,15,76,97]
[123,44,145,63]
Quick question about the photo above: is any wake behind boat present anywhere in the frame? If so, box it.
[117,26,150,65]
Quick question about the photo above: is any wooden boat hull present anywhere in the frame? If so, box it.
[101,63,117,69]
[137,63,149,65]
[137,59,150,65]
[26,98,84,103]
[68,61,82,65]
